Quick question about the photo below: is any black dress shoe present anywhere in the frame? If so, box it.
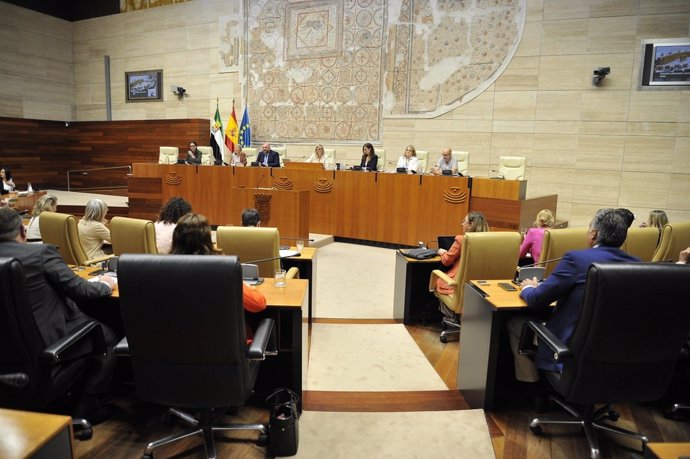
[74,396,116,425]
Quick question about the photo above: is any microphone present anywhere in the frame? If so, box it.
[520,257,564,269]
[244,252,302,264]
[0,372,29,388]
[490,170,505,179]
[256,175,265,189]
[515,257,564,283]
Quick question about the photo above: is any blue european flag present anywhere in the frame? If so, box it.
[239,106,251,148]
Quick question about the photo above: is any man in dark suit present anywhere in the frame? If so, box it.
[0,207,119,421]
[508,208,639,385]
[256,142,281,167]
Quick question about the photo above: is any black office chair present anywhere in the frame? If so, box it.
[0,257,107,440]
[117,254,276,459]
[519,262,690,459]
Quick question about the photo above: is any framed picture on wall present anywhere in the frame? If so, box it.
[125,69,163,102]
[640,39,690,88]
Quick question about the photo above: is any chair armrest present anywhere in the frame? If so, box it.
[428,269,456,291]
[286,267,299,279]
[247,318,277,360]
[42,321,105,364]
[520,320,572,362]
[113,337,129,357]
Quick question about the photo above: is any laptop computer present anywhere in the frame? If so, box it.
[437,236,455,251]
[352,165,363,171]
[396,167,407,173]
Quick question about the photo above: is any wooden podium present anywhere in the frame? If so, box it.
[228,188,310,240]
[469,177,557,231]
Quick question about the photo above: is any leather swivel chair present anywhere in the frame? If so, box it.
[116,254,276,459]
[323,148,336,170]
[429,232,521,342]
[0,257,107,440]
[453,151,469,176]
[197,146,215,165]
[621,227,660,262]
[216,226,299,279]
[273,146,286,167]
[376,148,385,171]
[498,156,526,180]
[244,147,258,164]
[652,222,690,262]
[415,150,428,174]
[110,216,157,256]
[158,147,179,164]
[538,227,589,277]
[519,262,690,459]
[39,212,112,266]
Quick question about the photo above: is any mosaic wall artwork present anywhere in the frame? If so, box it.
[219,12,241,73]
[241,0,524,143]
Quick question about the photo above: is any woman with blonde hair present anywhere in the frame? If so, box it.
[519,209,555,262]
[640,209,668,231]
[435,211,490,296]
[396,145,419,174]
[26,194,58,241]
[78,198,111,259]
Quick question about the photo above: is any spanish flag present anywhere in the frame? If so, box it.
[225,101,239,153]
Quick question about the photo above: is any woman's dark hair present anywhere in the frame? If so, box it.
[158,197,192,224]
[189,141,197,148]
[171,213,221,255]
[1,168,12,180]
[361,142,375,160]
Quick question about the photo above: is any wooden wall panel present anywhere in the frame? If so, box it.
[0,117,207,191]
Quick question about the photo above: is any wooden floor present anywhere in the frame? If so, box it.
[73,322,690,458]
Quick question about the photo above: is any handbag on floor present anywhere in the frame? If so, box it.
[266,388,300,456]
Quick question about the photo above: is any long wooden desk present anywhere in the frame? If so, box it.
[74,268,308,409]
[459,279,527,410]
[0,408,74,458]
[282,246,317,323]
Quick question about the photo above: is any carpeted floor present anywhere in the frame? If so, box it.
[296,409,494,458]
[314,242,396,319]
[307,323,447,391]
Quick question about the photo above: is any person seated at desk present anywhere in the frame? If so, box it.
[78,198,111,259]
[435,211,490,316]
[171,213,266,320]
[230,144,247,167]
[615,208,635,228]
[519,209,554,264]
[306,144,332,169]
[360,142,378,171]
[507,208,639,406]
[241,208,261,227]
[396,145,419,174]
[257,143,281,167]
[0,207,119,423]
[154,196,192,254]
[186,141,202,165]
[432,147,457,176]
[26,194,58,241]
[639,209,668,230]
[1,167,16,193]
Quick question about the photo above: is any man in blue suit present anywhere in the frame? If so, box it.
[256,143,281,167]
[508,208,639,386]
